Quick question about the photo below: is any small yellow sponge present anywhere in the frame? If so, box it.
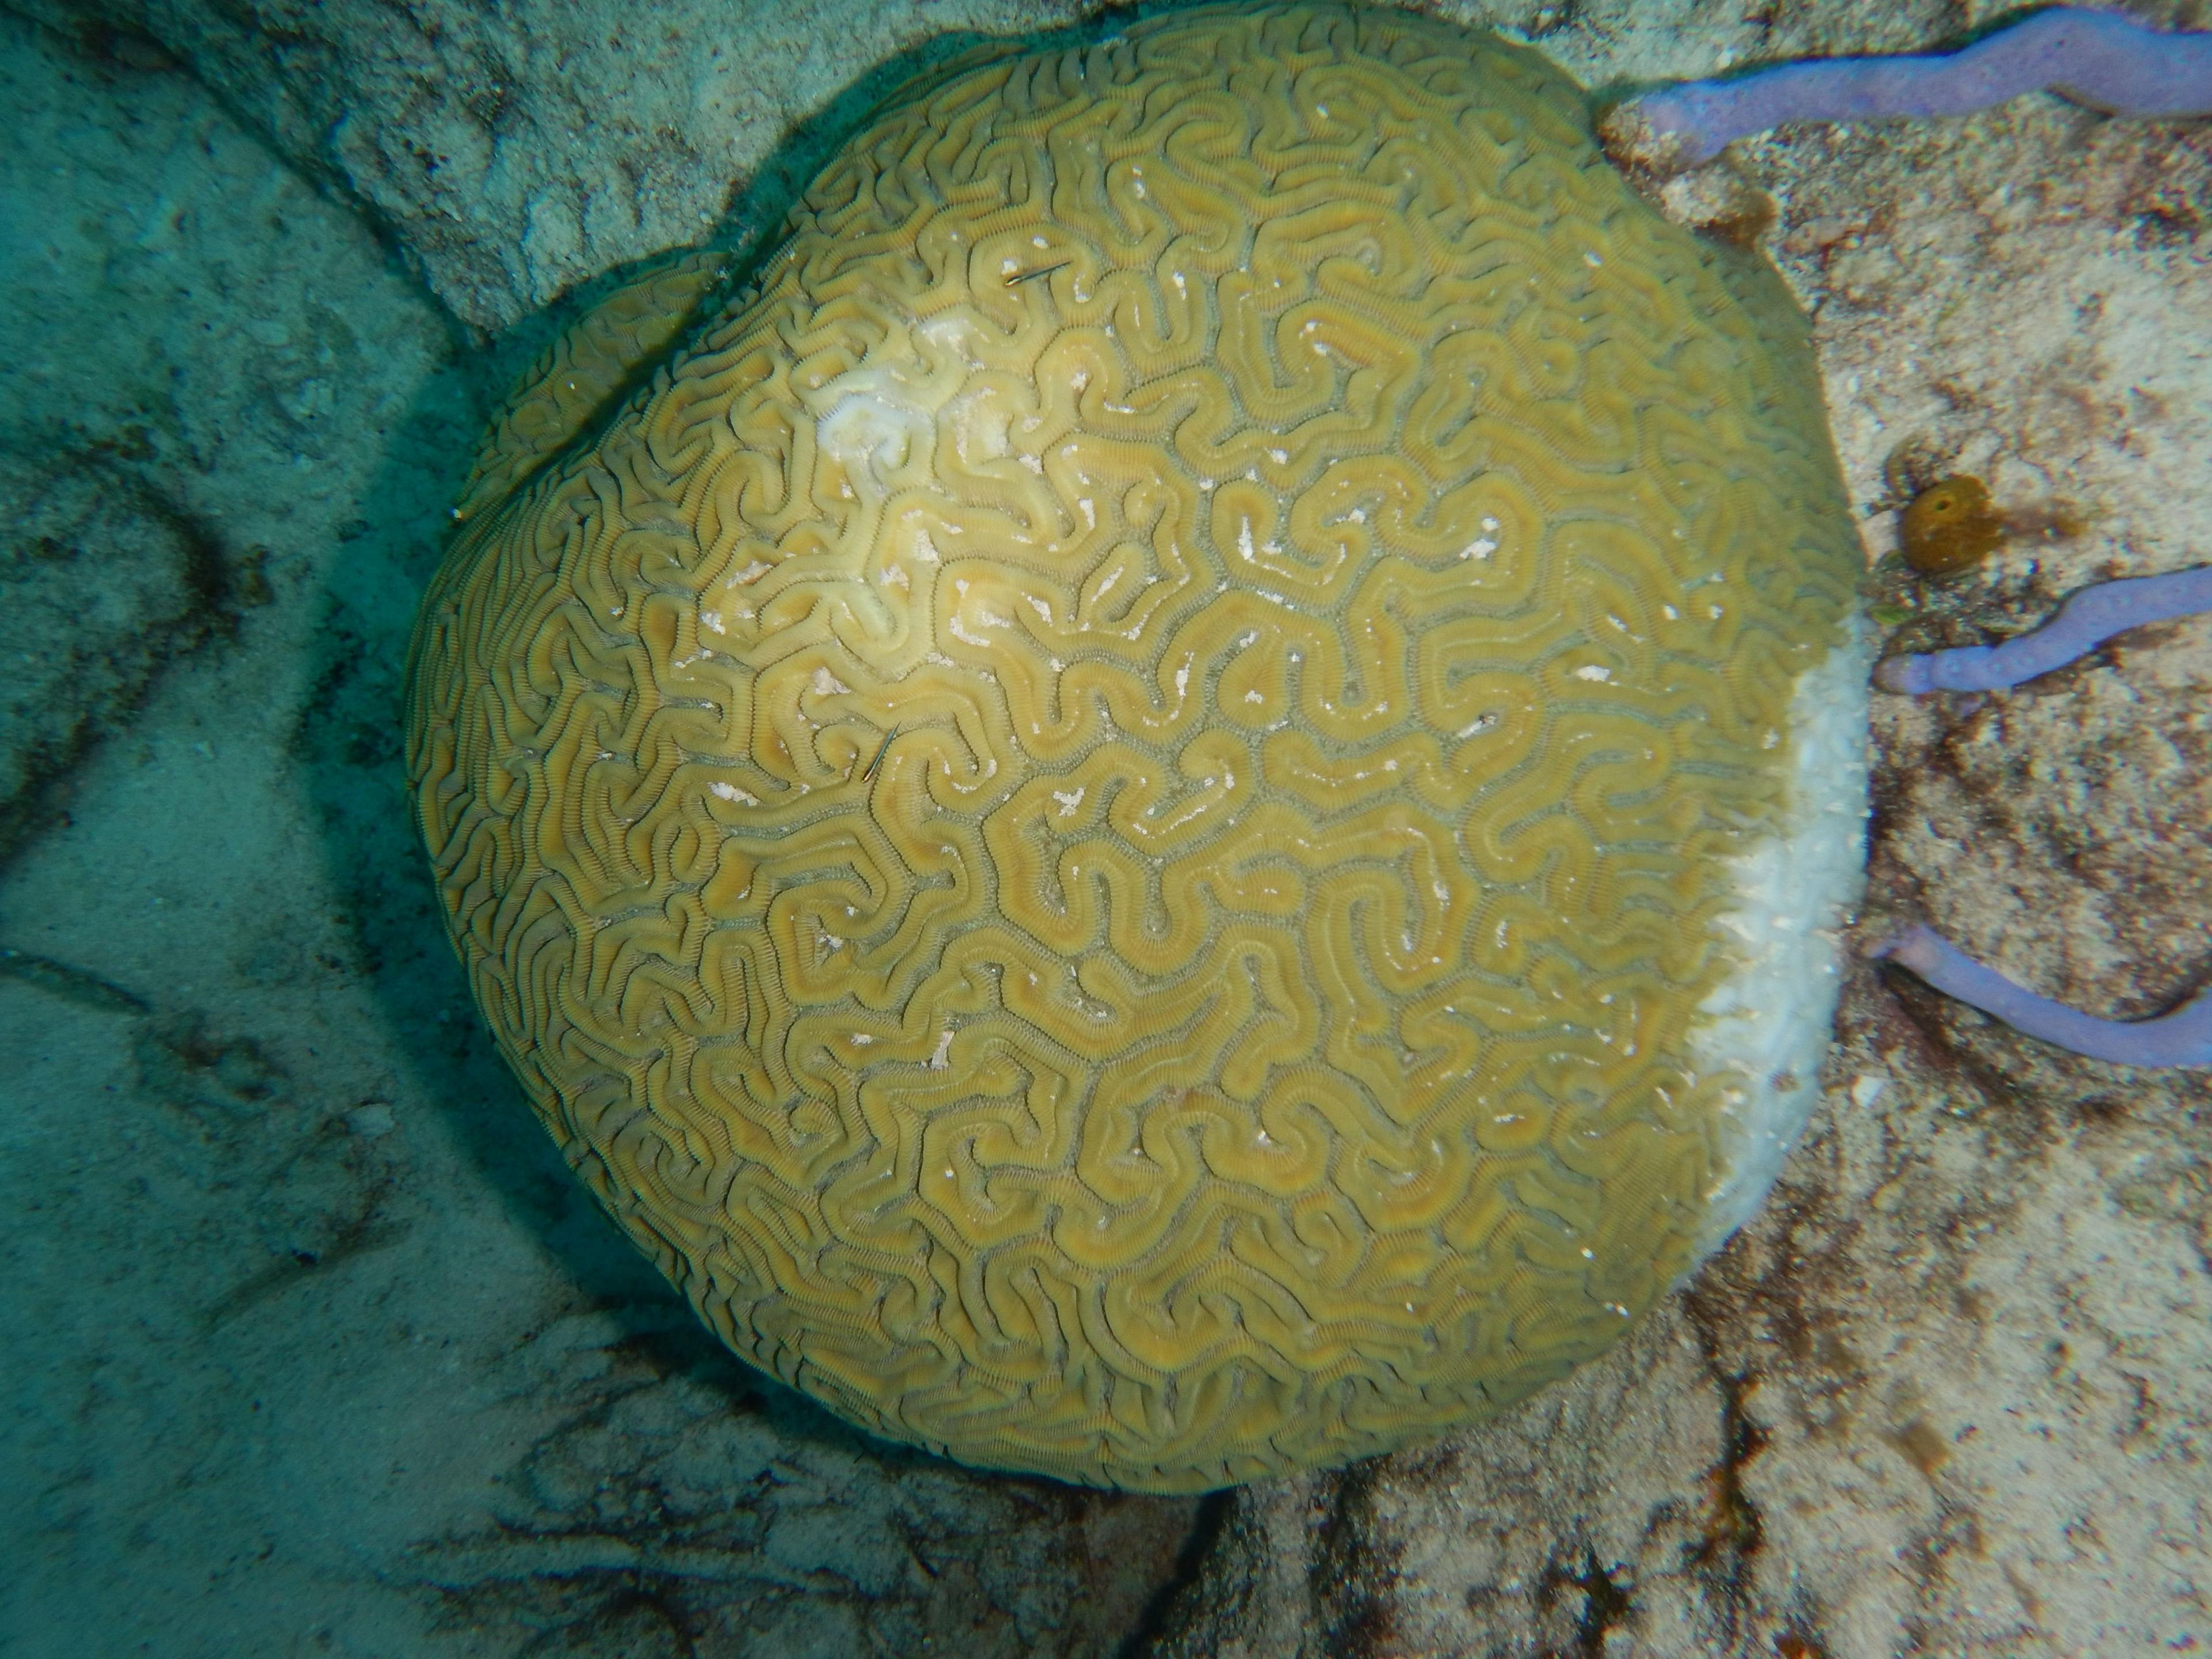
[406,2,1863,1491]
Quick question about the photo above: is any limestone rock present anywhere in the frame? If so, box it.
[16,0,1086,332]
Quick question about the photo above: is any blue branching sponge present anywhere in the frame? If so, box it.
[1872,925,2212,1068]
[1872,566,2212,1067]
[1875,566,2212,694]
[1602,7,2212,176]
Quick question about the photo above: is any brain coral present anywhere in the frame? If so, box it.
[406,2,1866,1492]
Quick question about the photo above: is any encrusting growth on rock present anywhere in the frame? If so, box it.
[1896,474,2003,579]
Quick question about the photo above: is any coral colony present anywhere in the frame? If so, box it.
[1604,7,2212,1067]
[408,6,1870,1487]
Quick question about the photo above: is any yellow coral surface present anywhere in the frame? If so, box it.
[406,2,1860,1491]
[454,249,733,522]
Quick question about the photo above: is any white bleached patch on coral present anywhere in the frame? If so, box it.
[1689,620,1872,1259]
[804,316,976,499]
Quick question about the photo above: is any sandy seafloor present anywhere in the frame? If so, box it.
[0,1,2206,1655]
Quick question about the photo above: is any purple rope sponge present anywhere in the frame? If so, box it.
[1870,924,2212,1067]
[1873,565,2212,693]
[1871,567,2212,1064]
[1607,7,2212,173]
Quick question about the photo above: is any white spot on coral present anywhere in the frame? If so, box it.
[709,781,759,806]
[1573,665,1612,683]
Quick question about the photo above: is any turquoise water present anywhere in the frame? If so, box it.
[3,3,2208,1654]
